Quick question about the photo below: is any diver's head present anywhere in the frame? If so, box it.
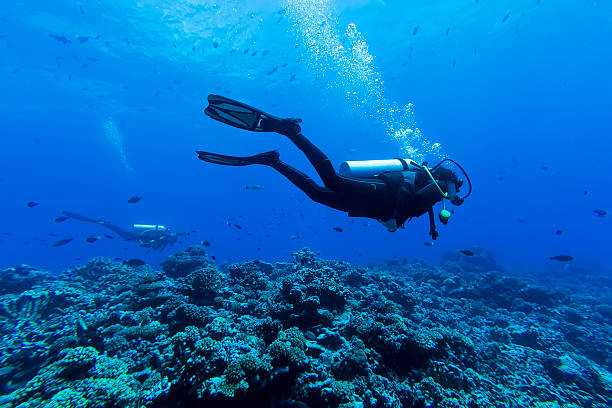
[167,232,178,245]
[430,166,464,205]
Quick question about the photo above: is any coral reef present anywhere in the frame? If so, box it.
[0,246,610,407]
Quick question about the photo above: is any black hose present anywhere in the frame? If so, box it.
[431,158,472,199]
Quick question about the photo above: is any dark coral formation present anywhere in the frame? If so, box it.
[0,247,610,407]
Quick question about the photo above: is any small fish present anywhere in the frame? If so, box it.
[251,51,257,57]
[267,66,278,75]
[26,201,39,208]
[290,235,299,240]
[459,249,475,256]
[424,242,434,246]
[202,241,211,247]
[550,255,574,262]
[123,259,146,267]
[594,209,608,218]
[212,41,219,49]
[104,234,114,239]
[517,219,527,224]
[412,26,419,35]
[245,184,263,191]
[289,74,296,82]
[501,12,511,23]
[445,28,450,36]
[541,166,549,171]
[211,255,216,261]
[52,238,73,247]
[243,48,249,55]
[263,50,269,56]
[555,230,564,235]
[234,224,243,230]
[54,216,70,222]
[127,196,142,203]
[49,34,71,44]
[85,236,100,243]
[76,36,89,43]
[583,190,588,196]
[332,227,343,232]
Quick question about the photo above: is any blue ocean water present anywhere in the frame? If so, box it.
[2,2,612,407]
[1,0,611,275]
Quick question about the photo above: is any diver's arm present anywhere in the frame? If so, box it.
[428,209,439,240]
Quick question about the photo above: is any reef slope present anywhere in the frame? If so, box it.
[0,246,610,407]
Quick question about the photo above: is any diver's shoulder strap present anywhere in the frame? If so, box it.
[375,171,410,223]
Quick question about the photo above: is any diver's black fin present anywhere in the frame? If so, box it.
[196,150,279,166]
[205,94,302,135]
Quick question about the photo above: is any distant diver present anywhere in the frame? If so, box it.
[62,211,184,250]
[196,94,472,239]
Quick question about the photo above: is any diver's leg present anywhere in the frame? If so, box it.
[97,222,139,241]
[61,211,102,224]
[196,149,384,210]
[283,132,345,191]
[62,210,138,240]
[282,133,391,195]
[196,149,346,210]
[269,160,348,212]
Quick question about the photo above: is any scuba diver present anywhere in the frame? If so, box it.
[196,95,471,240]
[61,211,185,250]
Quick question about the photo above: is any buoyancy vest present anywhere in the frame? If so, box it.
[375,170,447,225]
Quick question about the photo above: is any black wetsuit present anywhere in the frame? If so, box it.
[198,95,464,238]
[257,131,460,230]
[62,211,180,250]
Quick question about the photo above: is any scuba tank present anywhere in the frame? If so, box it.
[133,224,168,231]
[339,158,418,178]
